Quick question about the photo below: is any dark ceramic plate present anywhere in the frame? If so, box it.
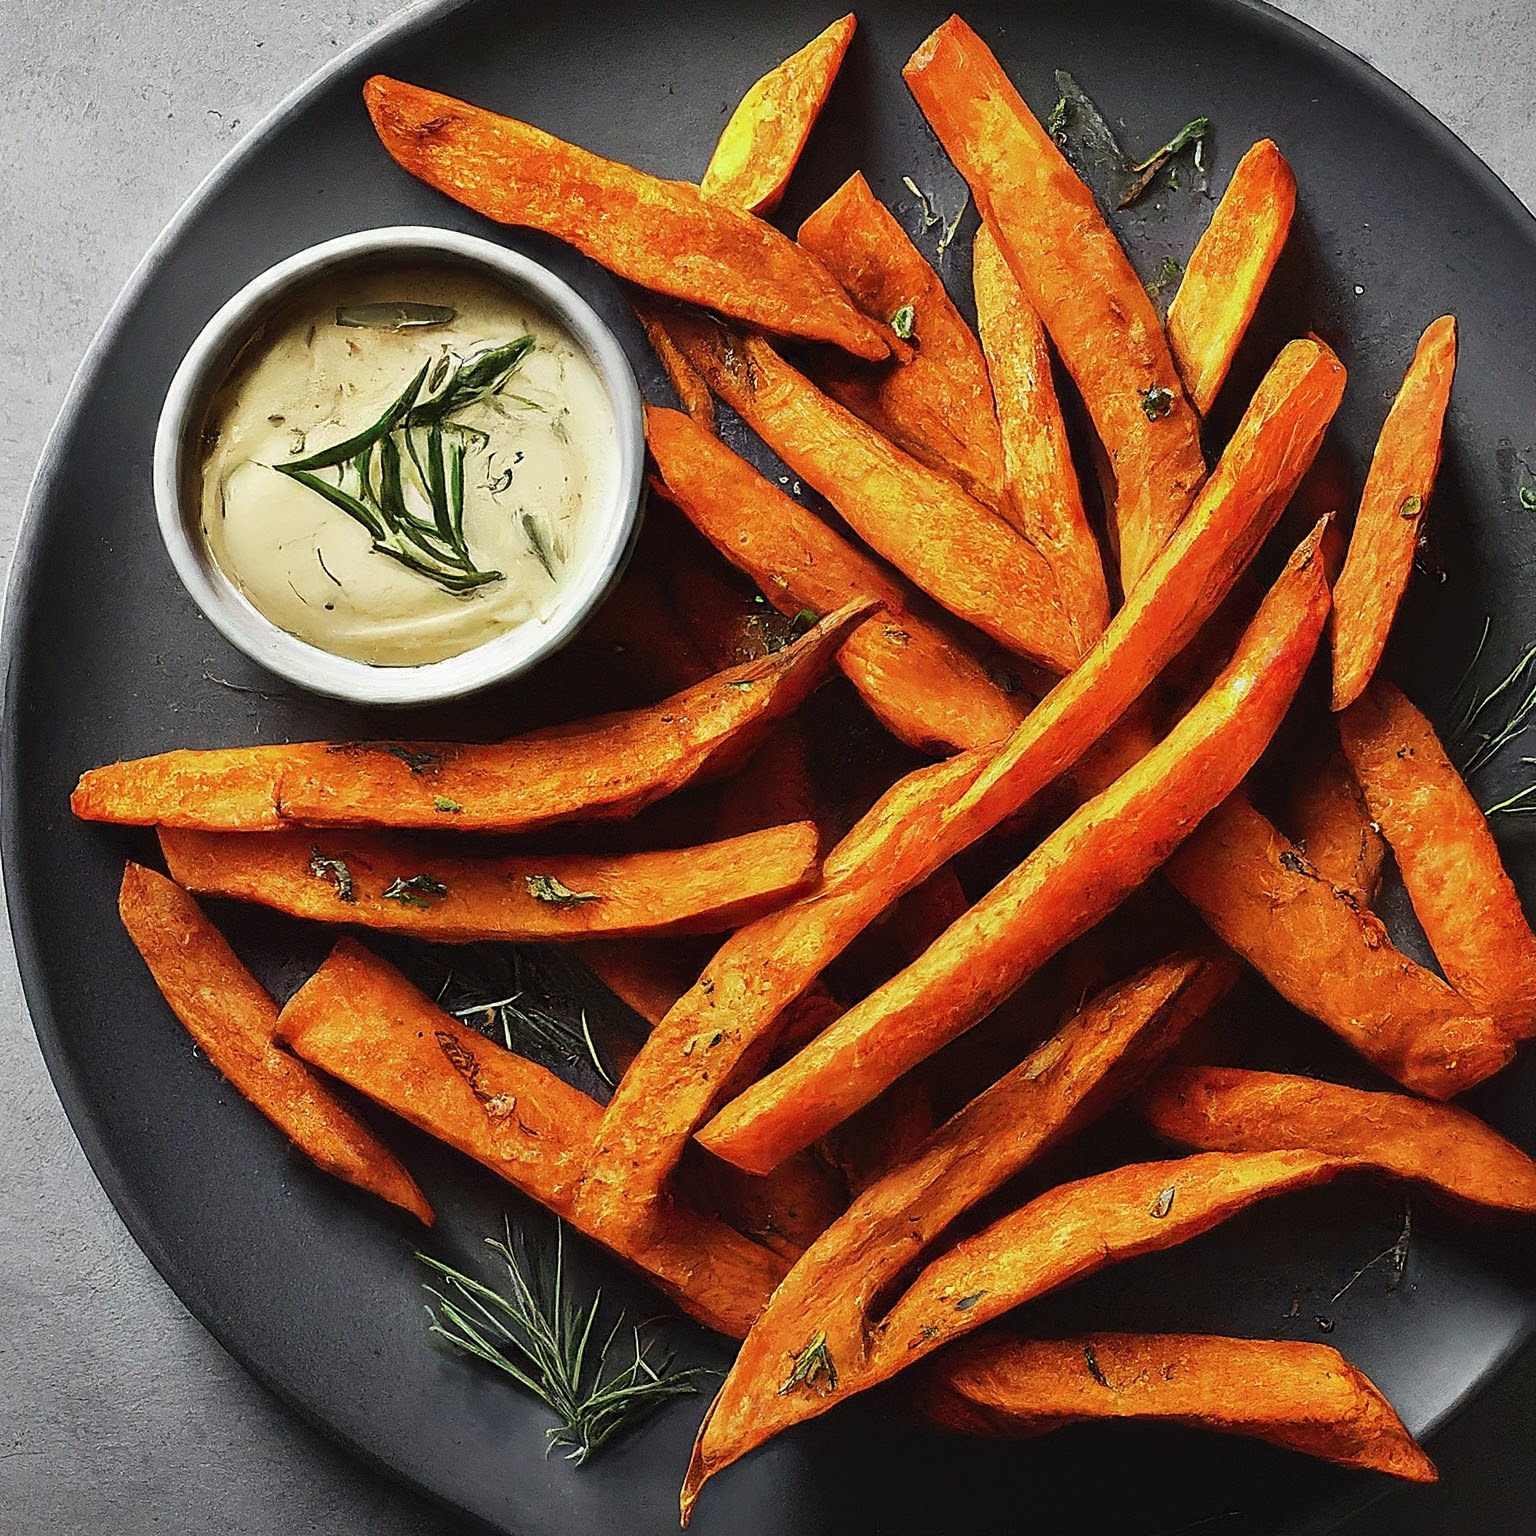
[9,1,1536,1532]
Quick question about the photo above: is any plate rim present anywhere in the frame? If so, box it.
[7,0,1536,1529]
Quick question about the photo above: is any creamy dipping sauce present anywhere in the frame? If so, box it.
[199,265,617,665]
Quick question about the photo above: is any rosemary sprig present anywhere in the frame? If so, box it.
[419,1222,700,1464]
[275,337,535,593]
[1450,627,1536,781]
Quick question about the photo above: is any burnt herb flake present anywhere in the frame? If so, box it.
[525,874,601,908]
[382,874,449,909]
[308,847,356,903]
[779,1331,838,1396]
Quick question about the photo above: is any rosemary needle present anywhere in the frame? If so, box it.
[419,1222,700,1464]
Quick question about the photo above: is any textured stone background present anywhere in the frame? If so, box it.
[2,2,1533,1532]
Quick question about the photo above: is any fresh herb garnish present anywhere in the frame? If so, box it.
[1045,94,1070,141]
[335,301,457,331]
[1148,254,1184,301]
[433,795,464,814]
[1399,494,1424,520]
[779,1331,838,1396]
[890,302,917,341]
[1139,385,1176,421]
[380,744,444,774]
[1521,484,1536,512]
[308,847,356,903]
[275,337,535,593]
[419,1222,700,1464]
[1084,1343,1110,1388]
[901,175,941,231]
[1118,116,1210,209]
[522,513,560,580]
[382,874,449,909]
[526,874,601,908]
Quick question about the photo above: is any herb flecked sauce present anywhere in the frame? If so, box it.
[199,266,616,665]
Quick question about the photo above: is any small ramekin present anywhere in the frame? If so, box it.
[154,226,645,707]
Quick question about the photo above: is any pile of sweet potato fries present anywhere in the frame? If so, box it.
[76,11,1536,1519]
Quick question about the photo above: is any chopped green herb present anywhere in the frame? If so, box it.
[1118,116,1210,209]
[308,847,355,903]
[433,795,465,814]
[525,874,601,908]
[1148,254,1184,300]
[779,1331,838,1396]
[419,1221,700,1465]
[382,873,449,909]
[380,744,443,774]
[890,303,917,341]
[726,680,754,691]
[522,513,560,580]
[1139,385,1176,421]
[1399,494,1424,519]
[1521,484,1536,512]
[1045,94,1070,140]
[1084,1343,1110,1388]
[335,301,457,331]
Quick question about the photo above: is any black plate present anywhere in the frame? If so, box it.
[9,1,1536,1532]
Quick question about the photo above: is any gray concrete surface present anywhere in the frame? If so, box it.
[1,2,1532,1533]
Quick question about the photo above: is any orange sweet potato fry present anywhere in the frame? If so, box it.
[1142,1064,1536,1215]
[665,315,1078,673]
[582,341,1342,1229]
[1166,792,1514,1098]
[1339,678,1536,1025]
[973,220,1110,649]
[682,1149,1347,1516]
[578,747,990,1236]
[698,525,1331,1173]
[71,600,870,834]
[797,172,1005,506]
[276,938,786,1338]
[646,405,1028,752]
[920,1333,1436,1483]
[118,864,432,1224]
[158,821,821,942]
[1168,139,1298,414]
[903,16,1207,589]
[1287,738,1386,909]
[1331,315,1458,709]
[363,76,890,362]
[675,952,1217,1505]
[699,14,856,214]
[635,297,716,430]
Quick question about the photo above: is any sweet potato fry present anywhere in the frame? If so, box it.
[363,76,890,361]
[973,220,1110,648]
[158,822,821,942]
[665,315,1078,673]
[578,748,990,1234]
[1167,139,1298,414]
[1141,1065,1536,1215]
[920,1333,1435,1483]
[903,16,1207,588]
[71,601,870,834]
[682,1150,1346,1516]
[1287,739,1386,909]
[699,14,856,214]
[635,296,715,430]
[698,525,1331,1173]
[1339,678,1536,1024]
[675,952,1218,1505]
[947,337,1345,843]
[646,406,1028,752]
[1331,315,1458,710]
[579,939,706,1028]
[276,938,786,1337]
[1166,792,1514,1098]
[583,342,1342,1227]
[797,172,1005,505]
[117,864,432,1225]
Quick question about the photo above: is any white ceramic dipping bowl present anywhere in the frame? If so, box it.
[154,226,646,706]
